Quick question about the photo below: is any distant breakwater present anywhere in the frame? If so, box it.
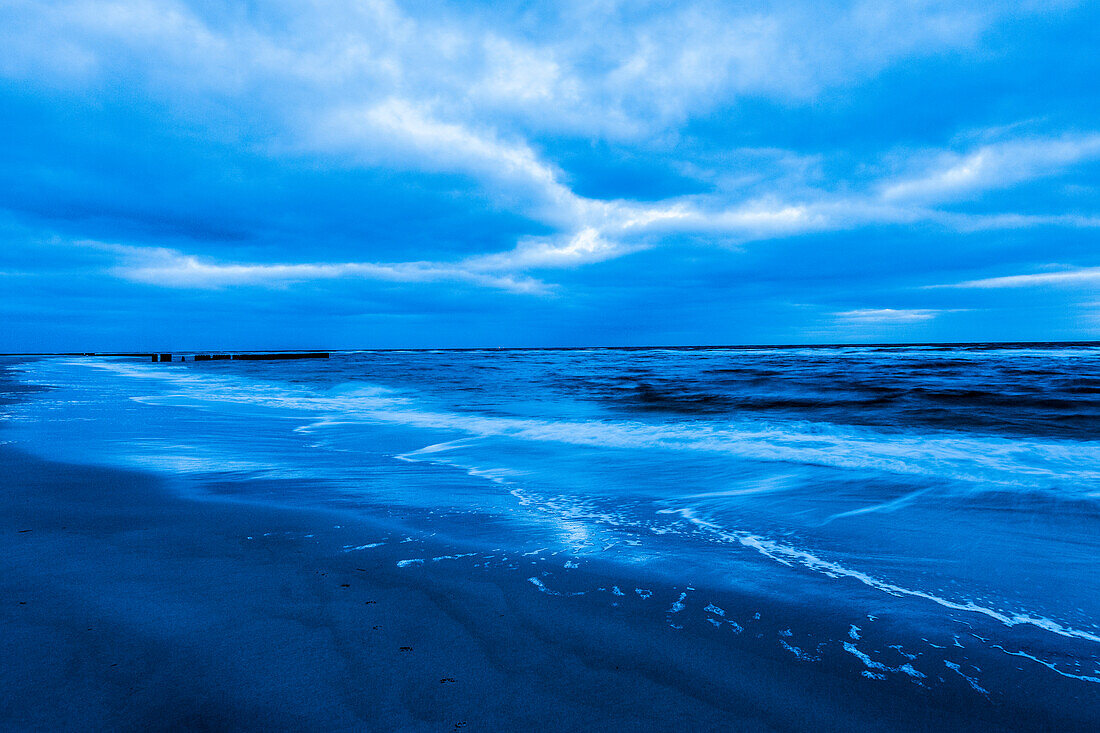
[152,352,330,362]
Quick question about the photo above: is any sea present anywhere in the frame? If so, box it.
[4,344,1099,724]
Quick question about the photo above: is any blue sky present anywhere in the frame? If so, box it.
[1,0,1099,350]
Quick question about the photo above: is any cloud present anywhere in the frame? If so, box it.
[2,0,1100,349]
[5,2,1099,284]
[73,118,1100,295]
[540,0,1001,132]
[0,0,1057,139]
[880,134,1100,203]
[938,266,1100,288]
[34,112,1100,300]
[312,98,589,227]
[88,241,549,293]
[833,308,943,324]
[465,228,640,271]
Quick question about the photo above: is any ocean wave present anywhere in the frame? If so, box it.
[369,437,1100,652]
[40,359,1100,498]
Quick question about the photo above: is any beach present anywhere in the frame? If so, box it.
[0,445,1015,732]
[2,352,1098,730]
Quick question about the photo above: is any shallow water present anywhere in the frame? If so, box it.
[5,345,1100,719]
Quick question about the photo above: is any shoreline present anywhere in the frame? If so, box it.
[3,339,1100,362]
[2,359,1097,730]
[2,443,1072,731]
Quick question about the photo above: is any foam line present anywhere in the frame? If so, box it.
[662,507,1100,645]
[944,661,988,695]
[843,643,925,680]
[61,359,1100,494]
[991,645,1100,684]
[342,543,385,552]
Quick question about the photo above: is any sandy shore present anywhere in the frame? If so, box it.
[4,443,1052,732]
[4,359,1098,730]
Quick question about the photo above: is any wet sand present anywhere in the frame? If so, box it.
[3,442,1063,731]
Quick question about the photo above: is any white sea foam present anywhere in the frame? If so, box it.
[59,359,1100,495]
[431,553,477,562]
[527,577,584,597]
[843,642,925,680]
[944,661,988,695]
[343,543,385,552]
[821,488,933,524]
[889,644,917,661]
[528,577,553,594]
[661,506,1100,645]
[397,438,479,458]
[780,640,819,662]
[991,645,1100,684]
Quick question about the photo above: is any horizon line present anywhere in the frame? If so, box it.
[3,338,1099,356]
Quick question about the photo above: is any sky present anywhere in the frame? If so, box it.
[1,0,1099,350]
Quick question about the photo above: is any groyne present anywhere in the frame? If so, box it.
[152,352,330,362]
